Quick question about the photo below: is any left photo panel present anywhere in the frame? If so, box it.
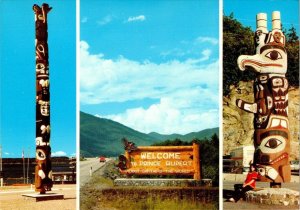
[0,0,76,209]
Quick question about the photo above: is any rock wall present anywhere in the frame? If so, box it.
[223,81,299,160]
[246,188,299,206]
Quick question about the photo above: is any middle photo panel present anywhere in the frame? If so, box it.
[79,1,220,209]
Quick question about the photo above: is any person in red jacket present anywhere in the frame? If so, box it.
[229,164,258,202]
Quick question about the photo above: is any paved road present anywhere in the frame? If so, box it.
[0,184,76,210]
[80,157,109,186]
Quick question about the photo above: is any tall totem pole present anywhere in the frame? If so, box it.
[236,11,291,186]
[33,3,53,194]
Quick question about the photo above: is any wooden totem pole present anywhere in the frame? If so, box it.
[236,11,291,185]
[33,3,53,194]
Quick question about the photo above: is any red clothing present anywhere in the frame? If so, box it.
[244,171,258,188]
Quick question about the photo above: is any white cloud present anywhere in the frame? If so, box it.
[196,37,218,45]
[200,49,212,61]
[80,41,219,134]
[81,17,88,23]
[52,151,67,157]
[97,15,113,25]
[4,152,10,155]
[127,15,146,22]
[160,37,217,59]
[104,98,218,134]
[160,48,188,58]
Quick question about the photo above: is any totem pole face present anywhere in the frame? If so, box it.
[237,12,287,74]
[33,3,53,193]
[236,11,290,183]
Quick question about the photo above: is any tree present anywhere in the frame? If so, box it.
[223,14,256,95]
[285,26,299,87]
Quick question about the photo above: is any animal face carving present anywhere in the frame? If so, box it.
[236,11,291,183]
[237,11,287,74]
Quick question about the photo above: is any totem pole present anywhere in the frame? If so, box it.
[236,11,291,186]
[33,3,53,194]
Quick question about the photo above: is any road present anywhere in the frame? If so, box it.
[80,157,109,186]
[0,184,76,210]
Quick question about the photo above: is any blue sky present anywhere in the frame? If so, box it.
[224,0,299,34]
[80,0,220,135]
[0,0,76,158]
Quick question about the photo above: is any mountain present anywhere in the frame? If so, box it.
[80,111,219,157]
[80,112,157,157]
[148,128,219,141]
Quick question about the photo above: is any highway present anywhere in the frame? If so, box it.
[80,157,108,186]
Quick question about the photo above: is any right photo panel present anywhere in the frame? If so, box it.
[223,0,299,209]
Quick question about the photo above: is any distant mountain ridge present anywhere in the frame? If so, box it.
[148,128,219,141]
[80,111,219,157]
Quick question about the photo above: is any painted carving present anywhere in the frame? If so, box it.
[33,3,53,193]
[236,11,291,183]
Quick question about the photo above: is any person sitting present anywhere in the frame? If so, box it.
[229,164,258,202]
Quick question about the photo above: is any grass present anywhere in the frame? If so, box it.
[80,161,218,210]
[100,196,217,210]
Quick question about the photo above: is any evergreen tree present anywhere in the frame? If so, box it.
[285,26,299,86]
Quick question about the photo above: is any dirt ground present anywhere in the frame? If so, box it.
[0,184,76,210]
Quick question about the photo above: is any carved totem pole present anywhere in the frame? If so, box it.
[236,11,291,185]
[33,3,53,194]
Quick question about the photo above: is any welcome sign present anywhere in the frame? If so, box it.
[119,143,201,180]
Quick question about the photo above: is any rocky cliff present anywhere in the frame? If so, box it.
[223,81,299,160]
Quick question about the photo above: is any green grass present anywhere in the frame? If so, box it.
[80,161,219,210]
[81,175,218,210]
[100,196,217,210]
[92,176,114,187]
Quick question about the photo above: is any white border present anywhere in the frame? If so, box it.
[219,0,224,209]
[76,0,80,209]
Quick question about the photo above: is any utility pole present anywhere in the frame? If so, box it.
[0,145,3,187]
[23,148,25,184]
[27,147,30,184]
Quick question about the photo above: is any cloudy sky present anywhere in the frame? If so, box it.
[80,0,220,135]
[0,0,76,158]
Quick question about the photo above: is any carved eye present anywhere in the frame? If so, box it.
[36,149,46,160]
[264,138,282,149]
[259,135,286,154]
[265,50,282,60]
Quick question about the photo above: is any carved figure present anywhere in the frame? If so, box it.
[33,3,53,193]
[122,137,137,152]
[236,11,290,183]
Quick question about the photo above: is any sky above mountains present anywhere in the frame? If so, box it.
[80,0,220,135]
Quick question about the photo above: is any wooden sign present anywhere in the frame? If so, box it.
[119,143,201,180]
